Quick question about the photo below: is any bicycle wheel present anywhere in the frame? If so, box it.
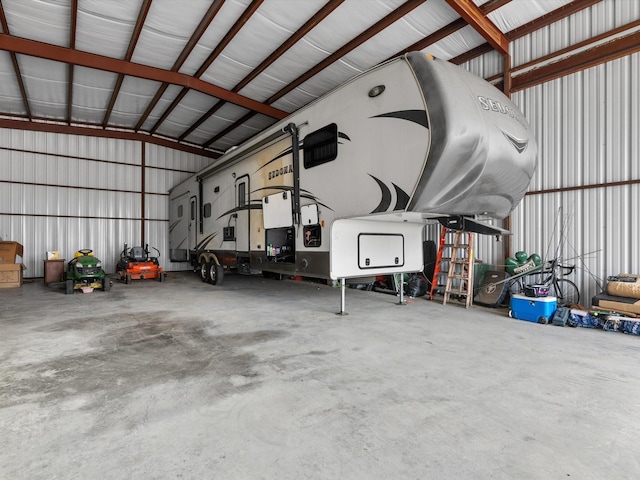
[550,279,580,307]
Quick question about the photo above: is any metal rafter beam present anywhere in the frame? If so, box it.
[393,0,509,57]
[444,0,508,55]
[450,43,493,65]
[179,0,344,142]
[0,33,287,120]
[203,0,423,149]
[453,0,603,67]
[512,29,640,92]
[0,3,31,118]
[102,0,152,126]
[507,0,602,40]
[139,0,227,133]
[67,0,78,124]
[0,118,220,158]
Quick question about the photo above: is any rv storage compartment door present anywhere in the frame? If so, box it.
[265,227,295,263]
[330,219,424,279]
[301,204,319,225]
[263,192,293,229]
[358,234,403,269]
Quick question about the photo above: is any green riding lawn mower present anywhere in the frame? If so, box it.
[65,249,110,294]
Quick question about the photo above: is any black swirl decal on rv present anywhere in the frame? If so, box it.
[369,174,411,214]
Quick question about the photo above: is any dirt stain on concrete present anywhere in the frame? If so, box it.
[1,312,287,408]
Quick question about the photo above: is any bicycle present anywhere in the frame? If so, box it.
[508,258,580,307]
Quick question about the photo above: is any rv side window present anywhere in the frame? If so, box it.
[203,203,212,218]
[177,205,183,218]
[238,182,246,208]
[303,123,338,169]
[190,201,195,221]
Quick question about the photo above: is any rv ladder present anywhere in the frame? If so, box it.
[429,228,474,308]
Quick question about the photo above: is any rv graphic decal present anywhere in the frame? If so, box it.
[252,186,333,211]
[195,233,216,251]
[393,183,410,210]
[169,220,181,233]
[255,147,293,173]
[338,132,351,142]
[501,130,529,153]
[217,203,263,220]
[371,110,428,129]
[369,174,411,214]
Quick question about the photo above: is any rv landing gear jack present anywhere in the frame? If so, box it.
[336,278,349,316]
[397,283,407,306]
[336,275,408,315]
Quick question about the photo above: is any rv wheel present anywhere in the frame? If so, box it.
[200,262,208,282]
[207,262,224,285]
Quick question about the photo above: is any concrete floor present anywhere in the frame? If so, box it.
[1,272,639,480]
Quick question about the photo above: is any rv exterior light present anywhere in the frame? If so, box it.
[368,85,385,98]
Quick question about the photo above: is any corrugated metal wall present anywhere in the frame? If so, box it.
[509,52,640,304]
[0,128,213,278]
[463,0,640,304]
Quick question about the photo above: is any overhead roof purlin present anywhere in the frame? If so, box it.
[0,33,287,121]
[137,0,227,133]
[102,0,153,127]
[147,0,262,135]
[178,0,345,143]
[0,3,31,118]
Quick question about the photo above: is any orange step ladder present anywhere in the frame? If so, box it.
[430,228,474,308]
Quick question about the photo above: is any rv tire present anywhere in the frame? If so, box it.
[200,262,208,282]
[207,262,224,285]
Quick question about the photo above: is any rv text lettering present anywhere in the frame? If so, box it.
[268,164,293,180]
[478,96,515,118]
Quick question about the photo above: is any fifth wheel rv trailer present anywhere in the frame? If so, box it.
[169,52,537,285]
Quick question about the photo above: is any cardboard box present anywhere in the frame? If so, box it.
[0,241,24,264]
[47,250,61,260]
[510,294,557,323]
[0,263,23,288]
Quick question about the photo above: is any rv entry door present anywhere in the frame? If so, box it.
[235,175,250,254]
[168,191,193,262]
[188,195,198,251]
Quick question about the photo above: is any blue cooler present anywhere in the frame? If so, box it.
[509,294,557,324]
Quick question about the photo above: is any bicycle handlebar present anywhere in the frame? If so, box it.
[560,264,575,275]
[541,261,575,276]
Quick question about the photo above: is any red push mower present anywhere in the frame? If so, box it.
[116,244,166,284]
